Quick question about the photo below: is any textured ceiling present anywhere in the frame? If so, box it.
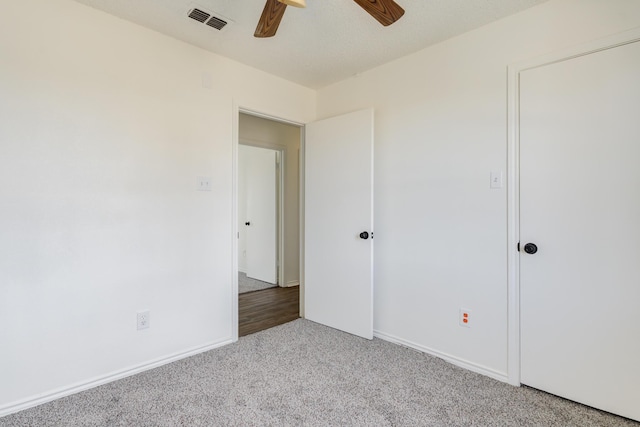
[73,0,548,89]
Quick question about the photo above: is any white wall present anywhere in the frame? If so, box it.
[0,0,314,414]
[239,114,301,286]
[317,0,640,379]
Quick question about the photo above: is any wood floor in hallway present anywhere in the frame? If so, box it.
[239,286,300,337]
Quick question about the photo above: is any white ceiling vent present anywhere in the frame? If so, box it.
[188,8,210,23]
[187,7,231,32]
[205,16,227,31]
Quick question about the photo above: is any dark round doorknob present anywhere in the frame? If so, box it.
[524,243,538,254]
[245,222,251,226]
[359,232,369,240]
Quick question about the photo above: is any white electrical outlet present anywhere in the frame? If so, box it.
[137,310,150,330]
[459,308,471,328]
[197,176,212,191]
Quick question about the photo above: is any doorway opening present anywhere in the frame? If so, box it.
[237,111,302,336]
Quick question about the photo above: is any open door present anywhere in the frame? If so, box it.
[239,144,278,285]
[304,108,374,339]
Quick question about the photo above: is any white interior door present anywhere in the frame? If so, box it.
[240,145,277,284]
[305,108,374,339]
[520,41,640,421]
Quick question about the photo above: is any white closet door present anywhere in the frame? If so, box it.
[520,41,640,421]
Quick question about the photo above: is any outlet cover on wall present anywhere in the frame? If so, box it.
[197,176,212,191]
[137,310,150,330]
[459,308,471,328]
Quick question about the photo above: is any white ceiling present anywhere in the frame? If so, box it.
[73,0,548,89]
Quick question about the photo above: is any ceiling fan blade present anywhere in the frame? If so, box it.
[254,0,288,38]
[352,0,405,26]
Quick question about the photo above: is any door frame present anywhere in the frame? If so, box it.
[238,141,285,286]
[506,27,640,386]
[232,103,305,341]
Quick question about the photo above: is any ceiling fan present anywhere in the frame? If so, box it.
[254,0,405,38]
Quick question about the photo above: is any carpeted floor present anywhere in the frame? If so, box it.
[1,319,636,427]
[238,271,277,294]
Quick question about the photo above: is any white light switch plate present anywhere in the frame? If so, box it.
[202,72,213,89]
[490,171,503,189]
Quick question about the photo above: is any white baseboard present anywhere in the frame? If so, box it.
[284,280,299,287]
[373,330,510,384]
[0,338,235,418]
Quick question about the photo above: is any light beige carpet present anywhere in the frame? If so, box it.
[1,319,635,426]
[238,271,277,294]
